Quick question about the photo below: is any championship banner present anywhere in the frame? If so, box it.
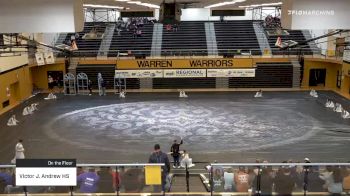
[207,69,256,77]
[116,58,254,69]
[115,70,163,78]
[16,159,76,186]
[163,69,206,78]
[35,52,45,66]
[44,52,55,64]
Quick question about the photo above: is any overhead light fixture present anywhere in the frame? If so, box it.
[205,0,246,9]
[83,4,124,9]
[239,2,282,8]
[126,1,159,8]
[127,1,141,4]
[116,0,129,1]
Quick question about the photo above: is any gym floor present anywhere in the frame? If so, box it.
[0,91,350,164]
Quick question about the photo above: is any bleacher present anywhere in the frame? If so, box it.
[229,62,293,88]
[108,23,154,58]
[56,22,106,57]
[214,20,261,56]
[153,78,216,89]
[266,29,314,55]
[161,22,208,56]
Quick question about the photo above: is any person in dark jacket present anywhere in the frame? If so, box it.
[170,138,183,168]
[274,167,296,196]
[306,166,325,192]
[97,167,114,193]
[149,144,170,192]
[252,168,274,196]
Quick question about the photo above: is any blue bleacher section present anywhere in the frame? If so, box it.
[161,22,208,56]
[214,20,262,56]
[108,23,154,58]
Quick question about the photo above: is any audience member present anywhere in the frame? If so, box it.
[148,144,171,192]
[274,167,296,196]
[77,168,100,193]
[170,138,183,168]
[234,166,249,192]
[97,167,114,193]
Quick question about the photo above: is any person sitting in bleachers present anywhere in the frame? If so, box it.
[254,90,263,98]
[310,89,318,98]
[44,93,57,100]
[179,90,188,98]
[136,29,142,38]
[166,24,172,32]
[334,103,343,113]
[342,109,350,119]
[325,99,335,108]
[7,115,19,126]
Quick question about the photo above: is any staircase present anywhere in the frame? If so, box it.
[291,60,301,88]
[151,23,163,57]
[98,24,116,59]
[253,21,271,55]
[302,30,322,55]
[205,22,218,56]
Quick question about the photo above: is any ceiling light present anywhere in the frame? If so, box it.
[116,0,129,1]
[83,4,124,9]
[239,2,282,8]
[205,0,246,9]
[127,1,141,4]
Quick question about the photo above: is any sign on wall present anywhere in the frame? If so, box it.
[207,69,255,77]
[44,52,55,64]
[163,69,206,78]
[115,70,163,78]
[35,53,45,66]
[116,58,254,69]
[16,159,76,186]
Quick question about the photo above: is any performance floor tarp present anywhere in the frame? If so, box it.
[0,91,349,164]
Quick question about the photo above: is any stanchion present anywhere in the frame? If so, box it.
[69,186,74,196]
[185,164,189,192]
[23,186,27,196]
[303,166,309,196]
[116,166,120,196]
[210,166,213,196]
[256,166,261,196]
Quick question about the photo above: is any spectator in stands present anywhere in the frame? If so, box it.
[120,167,144,192]
[173,23,178,32]
[136,29,142,38]
[306,166,325,192]
[77,167,100,193]
[0,176,6,194]
[133,29,137,39]
[97,167,114,193]
[252,168,274,196]
[148,144,170,192]
[320,166,343,196]
[112,168,121,192]
[274,167,296,196]
[166,24,172,32]
[234,166,249,192]
[0,169,12,187]
[170,138,183,168]
[223,168,235,191]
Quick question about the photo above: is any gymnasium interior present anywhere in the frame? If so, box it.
[1,0,350,195]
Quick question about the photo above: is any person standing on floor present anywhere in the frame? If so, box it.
[11,139,25,164]
[170,138,183,168]
[149,144,170,193]
[88,80,93,95]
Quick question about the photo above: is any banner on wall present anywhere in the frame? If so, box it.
[35,53,45,66]
[44,52,55,64]
[207,69,256,77]
[115,70,163,78]
[116,58,254,69]
[344,50,350,63]
[163,69,206,78]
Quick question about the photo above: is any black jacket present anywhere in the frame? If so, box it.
[148,151,170,173]
[170,140,183,157]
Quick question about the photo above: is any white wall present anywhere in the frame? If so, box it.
[84,10,121,22]
[180,8,253,21]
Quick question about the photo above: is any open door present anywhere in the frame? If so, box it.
[309,69,326,87]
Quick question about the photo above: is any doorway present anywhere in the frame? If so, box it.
[47,71,64,89]
[309,69,326,86]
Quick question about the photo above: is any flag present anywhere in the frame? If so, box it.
[275,36,282,48]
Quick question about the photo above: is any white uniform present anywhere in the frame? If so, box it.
[179,91,188,98]
[11,142,25,164]
[342,110,350,119]
[254,92,262,98]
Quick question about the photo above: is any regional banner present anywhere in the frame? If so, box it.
[163,69,206,78]
[207,69,255,77]
[115,70,163,78]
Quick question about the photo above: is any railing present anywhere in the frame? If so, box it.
[56,48,345,61]
[1,162,350,195]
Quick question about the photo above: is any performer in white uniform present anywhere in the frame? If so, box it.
[310,89,318,98]
[11,139,25,164]
[119,90,126,98]
[325,99,335,108]
[254,90,263,98]
[44,93,57,100]
[7,115,19,126]
[179,91,188,98]
[342,110,350,119]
